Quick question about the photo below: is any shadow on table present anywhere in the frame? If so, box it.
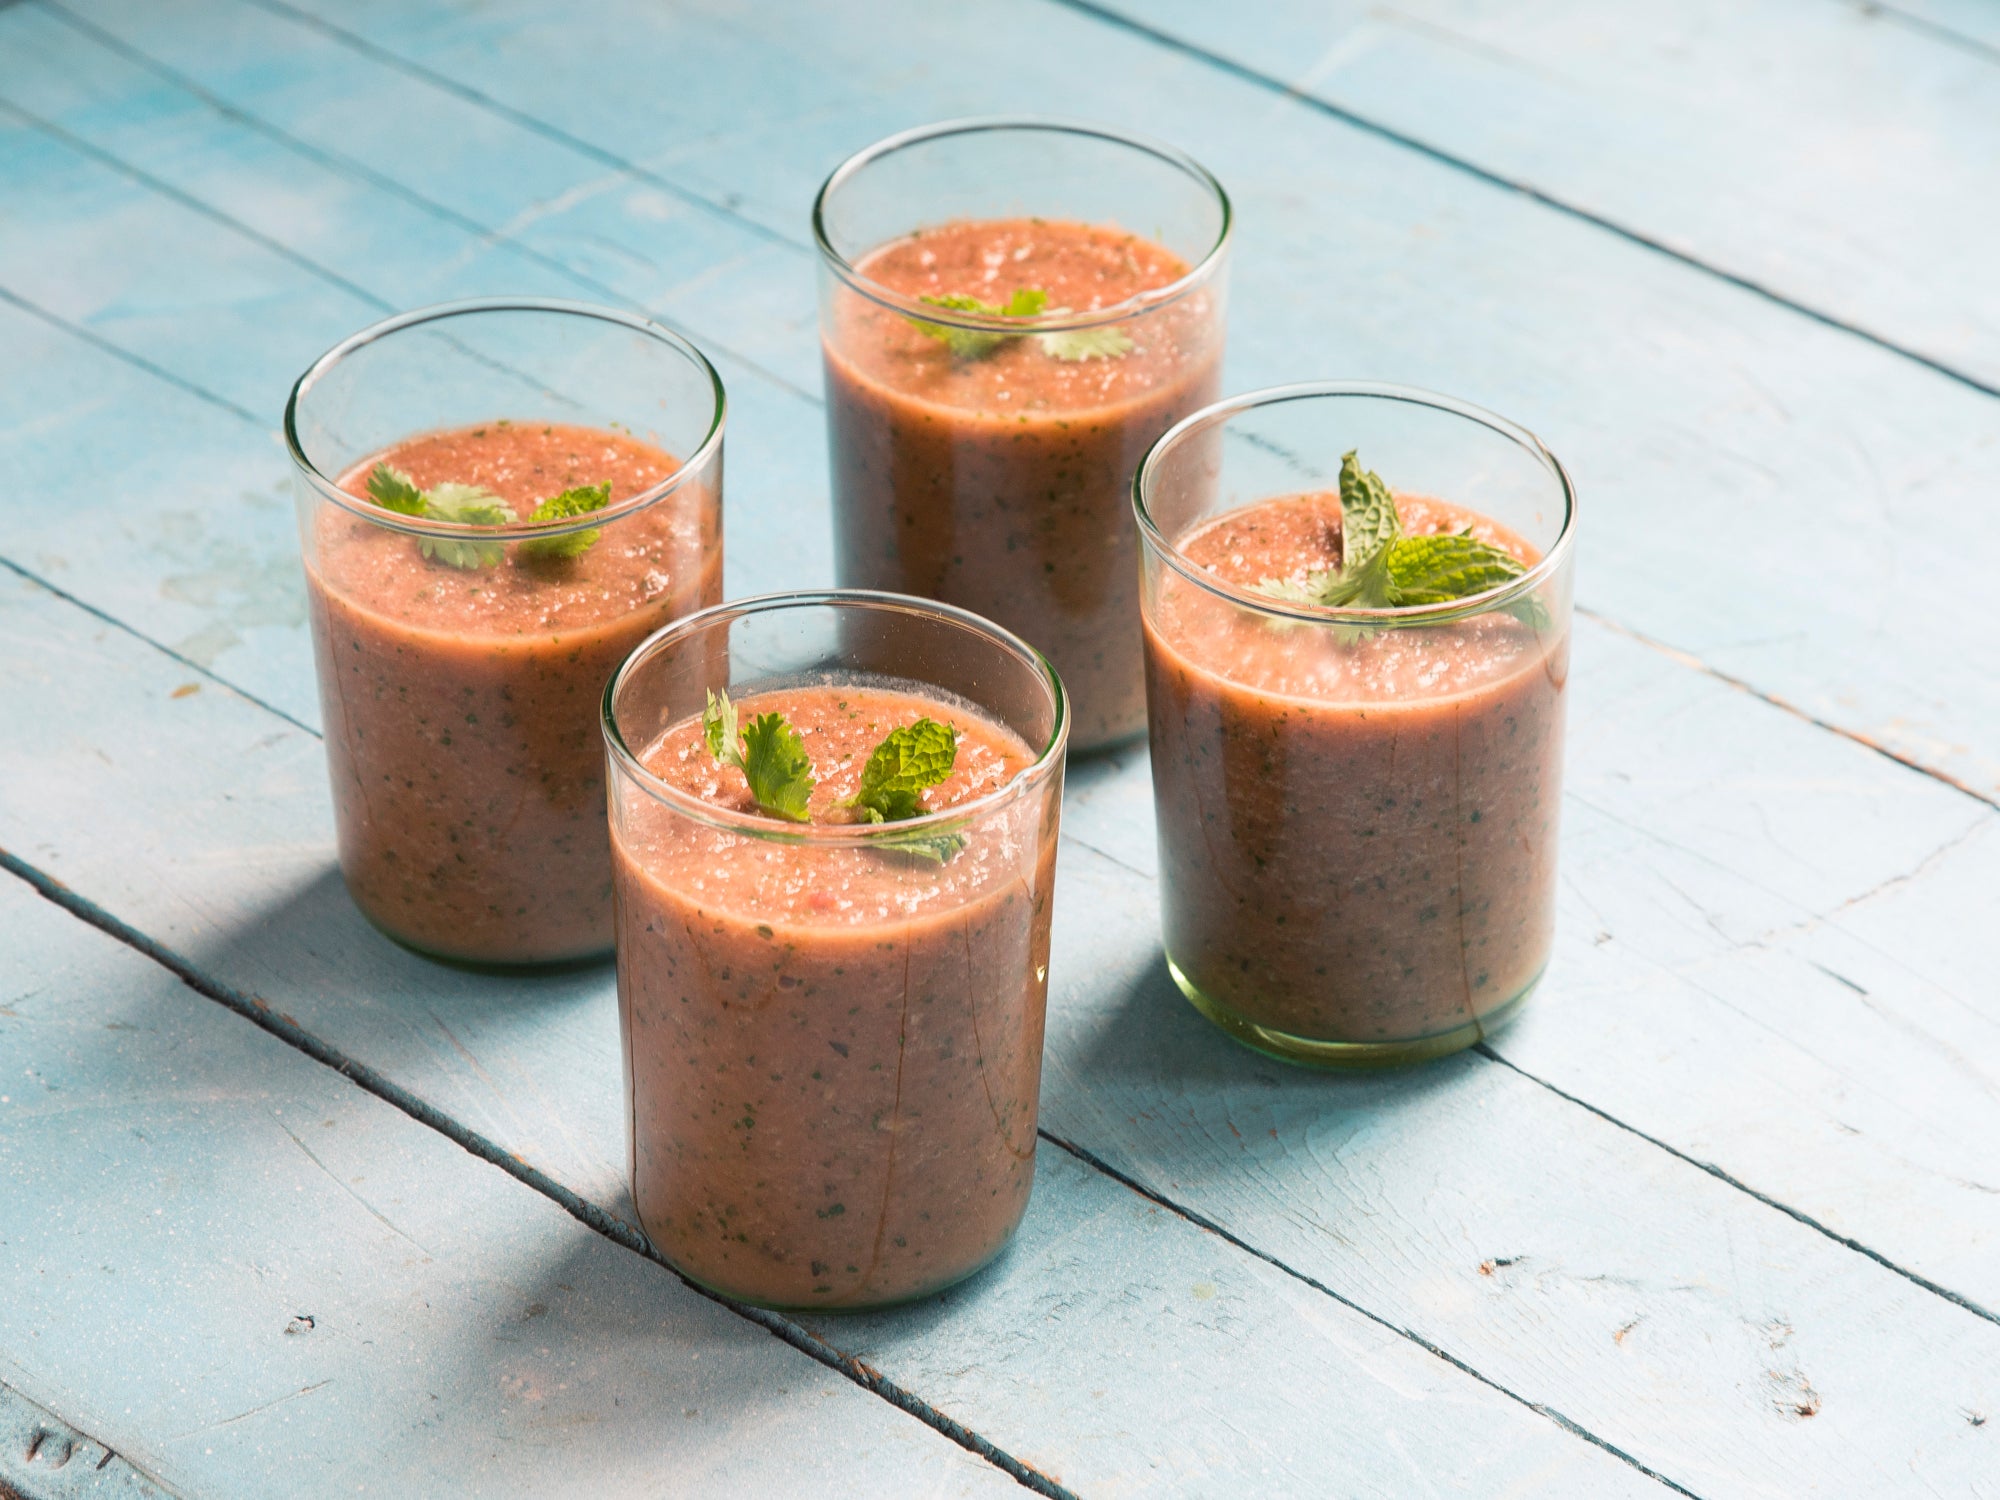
[171,860,628,1200]
[1065,952,1479,1099]
[188,862,611,1014]
[1042,951,1486,1218]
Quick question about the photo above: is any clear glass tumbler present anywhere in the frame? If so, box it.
[603,590,1068,1309]
[815,117,1230,753]
[287,298,725,968]
[1135,383,1577,1066]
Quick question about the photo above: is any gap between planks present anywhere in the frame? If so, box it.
[0,846,1080,1500]
[1577,605,2000,814]
[60,0,2000,414]
[12,518,1999,1345]
[5,0,1999,1435]
[1472,1045,2000,1329]
[232,0,800,254]
[1036,1130,1705,1498]
[1048,0,2000,405]
[0,840,1701,1498]
[1862,0,2000,68]
[12,0,2000,825]
[0,68,817,406]
[3,14,1999,1377]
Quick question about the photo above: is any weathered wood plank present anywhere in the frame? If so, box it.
[0,1378,174,1500]
[8,0,2000,1303]
[1037,856,2000,1498]
[9,0,819,395]
[0,580,1663,1500]
[1077,0,2000,386]
[1885,0,2000,50]
[3,2,2000,1496]
[0,880,1029,1500]
[23,0,2000,806]
[8,483,2000,1493]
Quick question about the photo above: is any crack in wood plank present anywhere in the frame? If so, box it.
[267,1109,432,1259]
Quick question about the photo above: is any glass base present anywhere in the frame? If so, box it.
[1167,955,1538,1069]
[642,1197,1026,1316]
[356,904,613,975]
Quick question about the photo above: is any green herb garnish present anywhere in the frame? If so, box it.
[363,464,618,569]
[845,717,959,821]
[704,688,814,823]
[519,482,612,562]
[415,481,511,569]
[911,288,1045,360]
[908,287,1131,363]
[845,717,964,863]
[365,463,428,516]
[1256,452,1540,622]
[699,695,968,860]
[1036,325,1135,361]
[362,463,510,569]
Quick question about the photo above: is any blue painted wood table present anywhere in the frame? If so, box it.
[3,1,1996,1494]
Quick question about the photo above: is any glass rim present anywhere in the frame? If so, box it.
[602,588,1070,843]
[811,115,1233,334]
[1133,380,1579,627]
[283,297,728,542]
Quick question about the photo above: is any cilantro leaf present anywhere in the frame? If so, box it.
[703,688,743,771]
[910,288,1048,361]
[365,463,428,516]
[1037,325,1134,362]
[845,717,958,823]
[414,482,511,569]
[362,465,510,568]
[741,713,815,822]
[520,481,612,562]
[702,689,814,822]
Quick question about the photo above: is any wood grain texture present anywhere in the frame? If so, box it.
[6,0,1998,1301]
[0,1378,175,1500]
[0,578,1667,1498]
[1083,0,2000,386]
[1881,0,2000,50]
[0,882,1027,1500]
[18,0,2000,807]
[7,501,2000,1493]
[4,0,1999,1490]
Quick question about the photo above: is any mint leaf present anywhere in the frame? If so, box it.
[910,288,1048,361]
[846,718,958,822]
[520,481,612,562]
[1252,452,1540,619]
[416,482,510,569]
[1380,532,1528,605]
[1337,451,1400,577]
[365,463,427,516]
[741,713,814,822]
[871,825,969,865]
[1037,325,1134,362]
